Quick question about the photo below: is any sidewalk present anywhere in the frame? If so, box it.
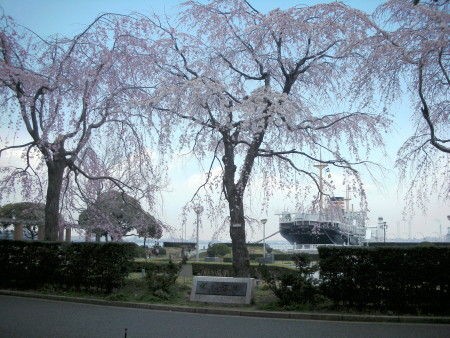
[1,289,449,324]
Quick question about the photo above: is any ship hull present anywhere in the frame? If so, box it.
[280,221,361,246]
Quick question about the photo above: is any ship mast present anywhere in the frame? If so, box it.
[345,185,350,213]
[313,162,328,215]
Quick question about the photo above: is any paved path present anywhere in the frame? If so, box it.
[0,295,449,338]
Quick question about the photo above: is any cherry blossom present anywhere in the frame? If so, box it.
[133,1,390,276]
[0,14,162,240]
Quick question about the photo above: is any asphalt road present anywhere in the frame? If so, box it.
[0,296,449,338]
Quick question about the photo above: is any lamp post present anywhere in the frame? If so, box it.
[193,204,204,262]
[382,221,388,243]
[12,212,23,241]
[378,217,388,243]
[447,216,450,242]
[261,219,267,259]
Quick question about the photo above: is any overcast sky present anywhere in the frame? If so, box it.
[0,0,448,243]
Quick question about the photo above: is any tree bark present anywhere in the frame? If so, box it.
[14,223,23,240]
[222,133,251,277]
[38,225,45,240]
[65,227,71,242]
[44,159,66,241]
[228,193,250,277]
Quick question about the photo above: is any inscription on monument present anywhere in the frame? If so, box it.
[195,281,247,297]
[190,276,255,304]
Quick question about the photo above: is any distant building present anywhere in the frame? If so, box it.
[0,228,13,240]
[364,217,385,242]
[445,227,450,242]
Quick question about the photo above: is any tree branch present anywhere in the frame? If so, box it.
[0,141,35,157]
[418,63,450,153]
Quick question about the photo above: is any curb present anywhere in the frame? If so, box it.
[1,290,449,324]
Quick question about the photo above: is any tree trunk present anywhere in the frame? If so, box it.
[228,192,250,277]
[44,159,66,241]
[38,225,45,240]
[14,223,23,240]
[222,134,251,277]
[65,227,71,242]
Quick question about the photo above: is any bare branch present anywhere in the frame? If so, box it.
[190,140,222,202]
[0,141,35,157]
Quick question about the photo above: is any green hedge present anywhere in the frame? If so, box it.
[0,241,61,289]
[0,240,136,293]
[206,243,231,257]
[318,246,450,314]
[222,243,264,248]
[191,262,294,279]
[259,253,320,306]
[274,253,319,261]
[223,253,318,262]
[163,242,195,249]
[146,260,181,297]
[131,261,294,279]
[129,260,169,273]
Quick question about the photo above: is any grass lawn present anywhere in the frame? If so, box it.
[14,272,441,316]
[33,272,281,311]
[107,273,281,310]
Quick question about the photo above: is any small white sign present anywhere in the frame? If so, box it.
[231,223,241,227]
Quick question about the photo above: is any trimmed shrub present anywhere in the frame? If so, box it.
[135,245,167,258]
[0,240,60,289]
[259,253,320,306]
[60,242,136,292]
[0,240,135,293]
[163,242,195,249]
[206,243,231,257]
[154,246,166,256]
[192,262,235,277]
[319,246,450,314]
[273,253,319,261]
[190,262,294,279]
[134,245,148,258]
[90,242,136,292]
[145,260,181,297]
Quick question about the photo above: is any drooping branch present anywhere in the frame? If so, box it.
[255,147,370,167]
[190,139,222,202]
[68,161,132,192]
[418,63,450,153]
[437,47,450,86]
[271,153,324,198]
